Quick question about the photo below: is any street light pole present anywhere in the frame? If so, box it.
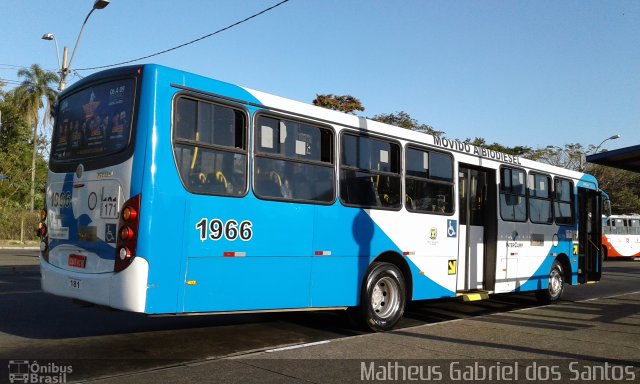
[41,33,61,75]
[593,134,621,154]
[42,0,110,91]
[41,33,65,92]
[579,134,621,172]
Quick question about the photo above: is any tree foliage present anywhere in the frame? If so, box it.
[528,143,586,171]
[13,64,59,130]
[372,111,444,137]
[312,94,365,114]
[0,65,56,213]
[590,165,640,214]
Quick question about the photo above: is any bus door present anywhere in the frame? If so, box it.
[578,187,602,282]
[457,166,497,292]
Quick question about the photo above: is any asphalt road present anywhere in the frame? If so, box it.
[1,249,638,381]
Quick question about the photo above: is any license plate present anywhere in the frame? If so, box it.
[68,254,86,268]
[69,278,82,289]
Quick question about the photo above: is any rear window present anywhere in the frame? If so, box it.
[51,78,136,162]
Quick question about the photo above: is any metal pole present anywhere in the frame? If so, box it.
[60,47,69,91]
[593,135,621,155]
[67,8,96,73]
[52,37,61,75]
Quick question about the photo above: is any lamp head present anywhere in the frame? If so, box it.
[93,0,110,9]
[610,134,621,140]
[42,33,55,41]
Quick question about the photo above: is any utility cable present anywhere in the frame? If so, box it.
[76,0,290,71]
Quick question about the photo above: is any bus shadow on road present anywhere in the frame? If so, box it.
[390,294,640,367]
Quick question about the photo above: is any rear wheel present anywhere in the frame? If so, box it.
[535,260,564,303]
[352,262,406,332]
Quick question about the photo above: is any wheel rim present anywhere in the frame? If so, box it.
[371,276,400,319]
[549,268,563,298]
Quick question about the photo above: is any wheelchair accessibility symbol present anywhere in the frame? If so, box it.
[447,220,457,238]
[105,224,117,243]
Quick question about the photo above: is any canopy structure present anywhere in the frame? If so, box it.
[586,145,640,173]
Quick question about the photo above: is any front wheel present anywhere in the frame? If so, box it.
[353,262,406,332]
[535,260,565,303]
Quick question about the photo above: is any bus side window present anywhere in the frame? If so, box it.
[339,134,401,210]
[500,167,527,222]
[404,146,454,214]
[528,173,553,224]
[612,219,625,234]
[172,96,247,196]
[554,178,574,225]
[254,116,334,203]
[630,219,640,235]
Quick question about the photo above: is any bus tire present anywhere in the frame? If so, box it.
[535,260,564,303]
[357,262,406,332]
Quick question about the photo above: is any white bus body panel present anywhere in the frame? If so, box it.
[40,255,149,312]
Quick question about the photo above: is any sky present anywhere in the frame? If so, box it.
[1,0,639,152]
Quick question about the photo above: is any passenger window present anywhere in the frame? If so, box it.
[173,96,247,196]
[554,178,574,225]
[630,219,640,235]
[500,167,527,221]
[254,116,334,203]
[339,133,401,209]
[528,173,553,224]
[405,147,454,214]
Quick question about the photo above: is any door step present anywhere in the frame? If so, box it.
[457,290,491,302]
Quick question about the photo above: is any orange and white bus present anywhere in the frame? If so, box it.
[602,215,640,260]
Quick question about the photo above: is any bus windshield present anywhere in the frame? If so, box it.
[51,77,136,163]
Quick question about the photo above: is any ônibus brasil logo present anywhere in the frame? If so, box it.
[8,360,72,384]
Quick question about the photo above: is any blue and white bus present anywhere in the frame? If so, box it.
[40,65,603,331]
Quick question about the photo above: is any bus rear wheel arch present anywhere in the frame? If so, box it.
[353,261,407,332]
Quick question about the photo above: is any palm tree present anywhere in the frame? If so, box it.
[13,64,59,210]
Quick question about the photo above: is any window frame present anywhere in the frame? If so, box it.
[252,112,336,205]
[527,171,554,225]
[553,177,575,226]
[404,144,455,216]
[338,130,402,211]
[171,92,250,197]
[499,166,528,222]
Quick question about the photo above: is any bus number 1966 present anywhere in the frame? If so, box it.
[195,218,253,242]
